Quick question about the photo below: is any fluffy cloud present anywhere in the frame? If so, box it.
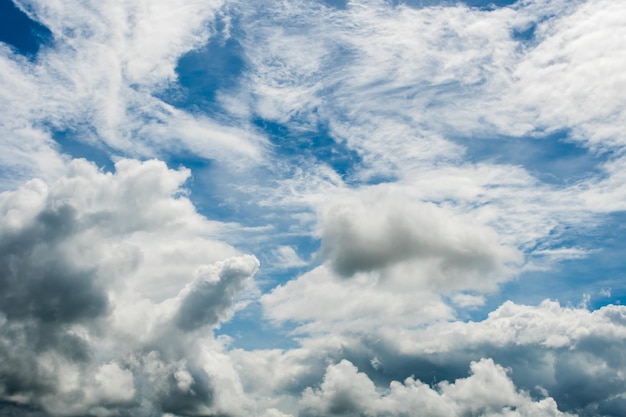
[300,358,573,417]
[261,184,521,333]
[0,158,259,416]
[318,187,521,288]
[234,300,626,416]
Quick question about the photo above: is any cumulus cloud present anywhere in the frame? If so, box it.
[260,184,522,333]
[0,158,259,416]
[318,187,521,289]
[233,300,626,416]
[299,358,573,417]
[262,264,455,332]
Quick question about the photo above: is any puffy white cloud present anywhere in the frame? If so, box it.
[0,158,259,416]
[261,184,522,334]
[262,264,454,332]
[299,358,573,417]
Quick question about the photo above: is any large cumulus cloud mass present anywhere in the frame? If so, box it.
[0,159,259,416]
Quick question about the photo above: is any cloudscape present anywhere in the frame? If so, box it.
[1,0,625,416]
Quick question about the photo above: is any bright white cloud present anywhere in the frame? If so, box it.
[0,0,265,190]
[300,358,574,417]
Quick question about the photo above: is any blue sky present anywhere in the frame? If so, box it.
[1,0,626,416]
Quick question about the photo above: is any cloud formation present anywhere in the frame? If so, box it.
[234,300,626,417]
[2,0,626,416]
[318,187,521,288]
[0,158,259,416]
[300,358,573,417]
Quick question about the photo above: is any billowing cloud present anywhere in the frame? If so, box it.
[0,158,259,416]
[233,300,626,416]
[318,187,521,289]
[300,358,573,417]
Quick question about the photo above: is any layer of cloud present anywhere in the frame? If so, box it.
[234,300,626,416]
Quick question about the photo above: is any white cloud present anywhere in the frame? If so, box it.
[299,358,574,417]
[0,0,266,190]
[234,300,626,416]
[271,245,309,269]
[510,0,626,149]
[262,264,454,332]
[452,293,486,308]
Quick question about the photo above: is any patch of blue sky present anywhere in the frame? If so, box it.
[0,0,52,57]
[467,211,626,321]
[253,117,362,181]
[215,302,300,350]
[511,22,537,43]
[318,0,349,9]
[157,15,246,118]
[52,128,116,172]
[459,130,607,186]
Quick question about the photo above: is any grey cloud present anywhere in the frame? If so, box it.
[0,159,258,416]
[0,402,49,417]
[318,189,521,291]
[0,203,108,325]
[159,366,214,416]
[360,303,626,417]
[236,301,626,416]
[175,255,260,332]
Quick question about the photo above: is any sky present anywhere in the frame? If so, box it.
[0,0,625,416]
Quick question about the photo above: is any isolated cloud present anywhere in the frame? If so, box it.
[0,158,259,416]
[261,185,521,332]
[318,187,521,288]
